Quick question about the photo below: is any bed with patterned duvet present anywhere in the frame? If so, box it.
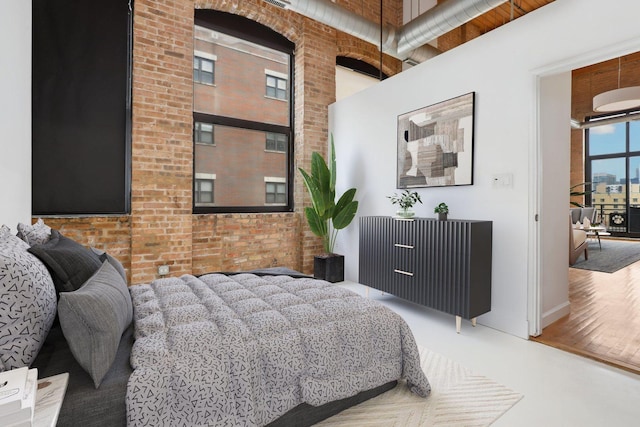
[3,222,428,426]
[125,271,430,426]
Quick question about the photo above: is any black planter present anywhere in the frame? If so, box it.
[314,254,344,283]
[438,213,448,221]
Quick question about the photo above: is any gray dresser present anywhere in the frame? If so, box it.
[359,216,492,332]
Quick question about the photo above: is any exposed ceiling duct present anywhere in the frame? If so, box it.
[397,0,508,57]
[264,0,394,51]
[262,0,508,64]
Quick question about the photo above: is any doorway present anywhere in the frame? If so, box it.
[533,53,640,373]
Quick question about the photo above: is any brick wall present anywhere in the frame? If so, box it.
[39,2,640,282]
[130,0,195,284]
[192,213,300,274]
[42,217,132,282]
[40,0,402,284]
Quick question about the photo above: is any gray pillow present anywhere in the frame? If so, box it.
[90,247,127,284]
[16,218,52,246]
[58,260,133,388]
[28,230,102,293]
[0,231,57,371]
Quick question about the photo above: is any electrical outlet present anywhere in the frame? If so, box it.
[158,265,169,276]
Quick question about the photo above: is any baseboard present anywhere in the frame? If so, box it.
[541,301,570,329]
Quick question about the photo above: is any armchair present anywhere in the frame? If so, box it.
[569,213,588,265]
[570,206,597,225]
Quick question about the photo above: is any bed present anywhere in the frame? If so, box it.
[1,222,431,426]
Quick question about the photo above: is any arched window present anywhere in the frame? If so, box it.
[335,56,386,101]
[193,11,294,213]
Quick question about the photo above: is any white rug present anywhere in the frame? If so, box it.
[316,346,523,426]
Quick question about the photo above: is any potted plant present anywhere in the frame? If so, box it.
[570,182,592,207]
[299,135,358,282]
[387,189,422,218]
[434,202,449,220]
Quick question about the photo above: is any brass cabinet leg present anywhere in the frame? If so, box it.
[456,316,461,334]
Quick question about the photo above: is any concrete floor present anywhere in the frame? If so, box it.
[339,281,640,427]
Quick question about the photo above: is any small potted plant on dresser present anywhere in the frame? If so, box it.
[387,189,422,218]
[299,135,358,282]
[434,202,449,220]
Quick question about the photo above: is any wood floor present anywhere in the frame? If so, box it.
[532,249,640,374]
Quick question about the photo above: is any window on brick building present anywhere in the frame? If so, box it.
[265,181,286,204]
[195,122,214,145]
[265,72,287,100]
[265,132,287,152]
[195,175,215,205]
[194,55,215,85]
[193,10,294,213]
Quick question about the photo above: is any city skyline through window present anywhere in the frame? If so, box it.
[586,116,640,233]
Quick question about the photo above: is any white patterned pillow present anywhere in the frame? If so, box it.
[17,218,52,246]
[0,232,57,371]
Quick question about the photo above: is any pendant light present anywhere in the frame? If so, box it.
[593,57,640,112]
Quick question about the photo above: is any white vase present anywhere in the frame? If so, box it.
[397,208,415,218]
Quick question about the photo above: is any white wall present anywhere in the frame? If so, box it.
[539,72,571,329]
[336,66,379,101]
[331,0,640,338]
[0,1,32,231]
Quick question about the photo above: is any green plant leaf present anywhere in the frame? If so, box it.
[329,135,336,192]
[304,206,327,237]
[333,200,358,230]
[311,152,334,216]
[334,188,356,213]
[570,182,593,207]
[299,167,327,217]
[298,134,358,254]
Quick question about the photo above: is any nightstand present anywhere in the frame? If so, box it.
[34,373,68,427]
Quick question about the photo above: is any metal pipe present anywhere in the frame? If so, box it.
[397,0,507,57]
[263,0,506,64]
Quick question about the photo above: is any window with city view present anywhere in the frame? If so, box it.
[193,11,294,213]
[585,113,640,234]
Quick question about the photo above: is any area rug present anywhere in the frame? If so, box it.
[571,239,640,273]
[316,346,523,426]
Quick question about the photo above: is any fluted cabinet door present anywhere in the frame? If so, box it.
[359,216,492,320]
[359,216,393,291]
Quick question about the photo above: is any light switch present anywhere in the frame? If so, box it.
[492,173,513,188]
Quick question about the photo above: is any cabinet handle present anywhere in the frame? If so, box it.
[394,269,414,277]
[394,243,414,249]
[393,218,414,222]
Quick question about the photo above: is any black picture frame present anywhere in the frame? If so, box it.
[396,92,475,189]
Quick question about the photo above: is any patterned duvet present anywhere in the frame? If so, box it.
[126,273,430,426]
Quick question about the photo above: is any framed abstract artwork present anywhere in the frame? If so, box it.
[396,92,475,189]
